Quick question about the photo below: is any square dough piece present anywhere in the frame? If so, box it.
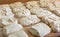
[40,0,49,7]
[54,8,60,16]
[47,3,56,11]
[47,14,60,21]
[0,17,17,27]
[10,2,26,13]
[25,1,40,9]
[10,2,31,17]
[28,22,51,37]
[15,9,31,18]
[30,8,48,14]
[54,1,60,8]
[3,23,23,35]
[42,16,54,24]
[0,4,14,18]
[35,8,52,18]
[19,15,40,26]
[7,30,28,37]
[42,14,60,24]
[50,20,60,32]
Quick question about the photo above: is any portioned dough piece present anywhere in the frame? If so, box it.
[35,8,52,18]
[47,3,56,11]
[0,17,17,27]
[10,2,26,13]
[3,23,23,35]
[26,1,40,9]
[29,22,51,37]
[30,8,48,14]
[19,15,40,26]
[50,20,60,32]
[54,8,60,16]
[42,14,60,24]
[42,16,54,24]
[0,4,14,18]
[7,30,28,37]
[47,14,60,21]
[28,15,40,24]
[0,28,5,37]
[54,1,60,8]
[40,0,49,7]
[15,9,31,17]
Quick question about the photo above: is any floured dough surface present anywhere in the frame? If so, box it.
[19,15,40,26]
[0,0,60,37]
[7,30,28,37]
[29,22,51,37]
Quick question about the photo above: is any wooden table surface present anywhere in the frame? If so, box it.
[0,0,60,37]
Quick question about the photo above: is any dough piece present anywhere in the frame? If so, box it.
[15,9,31,18]
[7,30,28,37]
[40,0,49,7]
[50,20,60,32]
[10,2,31,17]
[54,1,60,8]
[0,17,17,27]
[42,14,60,24]
[26,1,40,9]
[19,15,40,26]
[47,14,60,21]
[42,16,54,24]
[0,4,14,18]
[3,23,23,35]
[30,8,48,14]
[35,8,52,18]
[0,28,5,37]
[47,3,56,11]
[54,8,60,16]
[10,2,26,13]
[29,22,51,37]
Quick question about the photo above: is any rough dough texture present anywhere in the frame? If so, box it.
[3,23,23,35]
[19,15,40,26]
[0,4,14,18]
[29,22,51,37]
[35,8,52,18]
[7,30,28,37]
[10,2,31,17]
[50,20,60,32]
[10,2,26,13]
[26,1,40,9]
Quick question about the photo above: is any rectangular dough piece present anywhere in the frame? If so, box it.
[47,14,60,21]
[10,2,26,13]
[28,22,51,37]
[10,2,31,17]
[35,8,52,18]
[19,15,40,26]
[54,1,60,8]
[0,4,14,18]
[0,17,17,27]
[54,8,60,16]
[7,30,28,37]
[50,20,60,32]
[25,1,40,9]
[41,16,54,24]
[47,3,56,11]
[42,14,60,24]
[3,23,23,35]
[39,0,50,8]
